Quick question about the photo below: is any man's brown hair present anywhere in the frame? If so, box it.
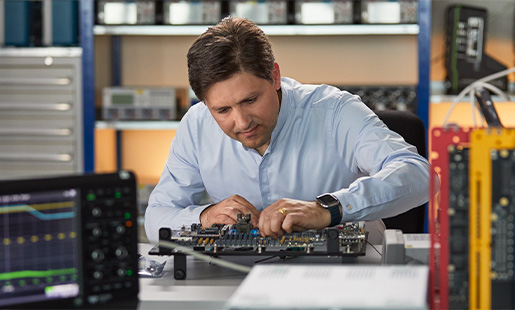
[187,17,275,101]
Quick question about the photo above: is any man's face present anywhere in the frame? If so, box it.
[204,64,282,156]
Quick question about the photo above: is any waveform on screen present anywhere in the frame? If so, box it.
[0,268,77,281]
[0,201,75,220]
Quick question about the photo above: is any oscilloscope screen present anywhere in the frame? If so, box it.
[0,188,80,307]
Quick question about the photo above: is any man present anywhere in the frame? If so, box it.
[145,17,432,243]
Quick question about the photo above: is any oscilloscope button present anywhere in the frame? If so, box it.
[88,295,99,305]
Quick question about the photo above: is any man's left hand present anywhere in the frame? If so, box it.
[257,198,331,238]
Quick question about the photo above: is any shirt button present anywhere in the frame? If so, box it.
[346,204,353,210]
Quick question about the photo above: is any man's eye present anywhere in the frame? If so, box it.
[246,98,256,104]
[218,108,229,114]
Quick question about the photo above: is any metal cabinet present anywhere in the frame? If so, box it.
[0,47,83,179]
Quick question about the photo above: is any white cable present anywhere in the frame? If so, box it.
[158,240,252,274]
[470,89,476,128]
[475,81,510,101]
[442,66,515,127]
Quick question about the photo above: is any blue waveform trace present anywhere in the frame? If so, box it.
[1,204,75,221]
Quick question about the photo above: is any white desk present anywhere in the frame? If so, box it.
[137,243,383,310]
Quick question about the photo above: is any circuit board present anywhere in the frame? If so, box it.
[490,149,515,309]
[448,146,470,309]
[149,215,368,279]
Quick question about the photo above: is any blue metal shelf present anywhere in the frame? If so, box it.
[80,0,95,172]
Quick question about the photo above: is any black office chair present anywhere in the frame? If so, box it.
[375,110,427,233]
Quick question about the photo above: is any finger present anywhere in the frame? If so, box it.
[270,213,285,237]
[216,214,237,225]
[232,196,261,219]
[258,214,271,237]
[281,213,300,233]
[260,209,285,238]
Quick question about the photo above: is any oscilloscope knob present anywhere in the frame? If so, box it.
[115,246,128,259]
[91,249,105,262]
[115,224,126,234]
[93,270,104,280]
[117,268,125,277]
[91,207,102,217]
[92,226,102,237]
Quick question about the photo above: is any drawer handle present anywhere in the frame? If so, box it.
[0,153,72,162]
[0,103,71,111]
[0,128,72,136]
[0,77,71,86]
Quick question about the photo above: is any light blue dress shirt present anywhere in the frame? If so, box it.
[145,77,431,242]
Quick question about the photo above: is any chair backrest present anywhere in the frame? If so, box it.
[375,110,427,233]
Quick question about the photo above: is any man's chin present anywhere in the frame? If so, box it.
[238,138,264,150]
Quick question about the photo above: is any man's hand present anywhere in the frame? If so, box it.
[258,198,332,238]
[200,195,260,227]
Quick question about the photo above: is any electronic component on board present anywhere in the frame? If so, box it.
[151,219,368,280]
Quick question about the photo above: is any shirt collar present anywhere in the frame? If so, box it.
[265,82,290,154]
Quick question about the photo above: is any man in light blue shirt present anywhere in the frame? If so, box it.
[145,17,432,243]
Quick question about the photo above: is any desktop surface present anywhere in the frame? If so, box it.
[137,242,383,310]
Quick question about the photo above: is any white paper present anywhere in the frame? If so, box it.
[226,265,428,310]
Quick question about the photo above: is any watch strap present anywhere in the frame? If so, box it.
[327,205,342,227]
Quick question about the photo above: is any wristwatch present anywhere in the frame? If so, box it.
[316,193,343,227]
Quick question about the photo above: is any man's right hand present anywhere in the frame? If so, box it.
[200,195,260,227]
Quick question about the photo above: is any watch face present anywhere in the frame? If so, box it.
[317,194,338,207]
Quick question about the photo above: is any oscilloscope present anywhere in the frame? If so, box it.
[0,172,139,309]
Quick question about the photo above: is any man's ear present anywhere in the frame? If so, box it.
[272,63,281,90]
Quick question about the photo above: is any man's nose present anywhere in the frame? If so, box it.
[234,108,252,130]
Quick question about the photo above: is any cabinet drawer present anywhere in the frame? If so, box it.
[0,67,76,92]
[0,113,76,126]
[0,162,76,180]
[0,94,77,115]
[0,138,76,154]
